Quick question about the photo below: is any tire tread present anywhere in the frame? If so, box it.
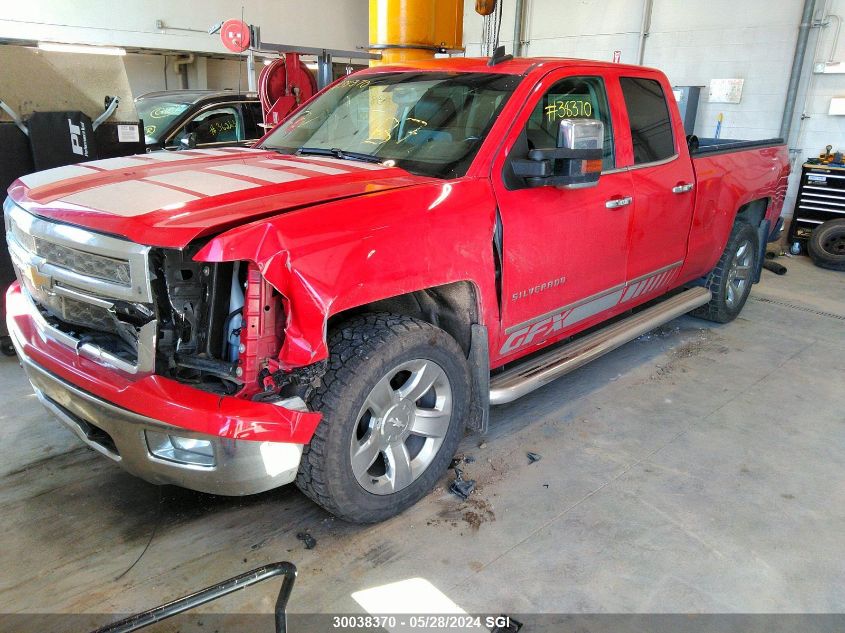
[296,313,465,522]
[691,221,758,323]
[808,218,845,271]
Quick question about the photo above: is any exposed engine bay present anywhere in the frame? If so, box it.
[153,246,324,400]
[152,246,245,395]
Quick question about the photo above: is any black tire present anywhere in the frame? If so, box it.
[296,313,470,523]
[692,222,759,323]
[808,219,845,271]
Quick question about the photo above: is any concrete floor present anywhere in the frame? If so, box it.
[0,256,843,631]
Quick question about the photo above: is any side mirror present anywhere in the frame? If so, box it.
[179,132,197,150]
[512,119,604,188]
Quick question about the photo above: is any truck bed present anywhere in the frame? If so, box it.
[680,137,790,280]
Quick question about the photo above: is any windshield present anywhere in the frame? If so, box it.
[260,72,519,179]
[136,97,192,145]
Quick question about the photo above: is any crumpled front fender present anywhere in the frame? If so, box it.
[195,179,499,372]
[196,221,333,370]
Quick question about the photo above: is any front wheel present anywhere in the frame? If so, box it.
[692,222,759,323]
[296,313,470,523]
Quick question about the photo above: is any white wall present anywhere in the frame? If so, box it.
[464,0,845,218]
[0,0,369,98]
[0,0,369,54]
[647,0,803,142]
[122,54,184,95]
[464,0,643,62]
[206,58,251,92]
[789,0,845,204]
[123,53,250,95]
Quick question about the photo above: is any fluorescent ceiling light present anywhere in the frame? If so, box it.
[37,42,126,56]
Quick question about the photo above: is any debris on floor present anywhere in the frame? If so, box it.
[637,324,680,341]
[462,496,496,530]
[527,452,542,464]
[450,454,477,469]
[449,467,477,500]
[296,531,317,550]
[763,260,788,275]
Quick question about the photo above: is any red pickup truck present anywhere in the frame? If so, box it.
[5,57,789,522]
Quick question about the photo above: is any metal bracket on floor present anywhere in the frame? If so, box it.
[90,562,297,633]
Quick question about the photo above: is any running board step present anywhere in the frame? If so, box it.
[489,287,712,405]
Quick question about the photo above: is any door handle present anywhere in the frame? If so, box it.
[672,183,694,194]
[605,196,633,209]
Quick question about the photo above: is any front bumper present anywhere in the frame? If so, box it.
[7,282,321,495]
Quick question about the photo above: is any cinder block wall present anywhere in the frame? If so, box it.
[465,0,845,218]
[0,0,370,113]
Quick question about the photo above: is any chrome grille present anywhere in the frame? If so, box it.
[9,221,36,252]
[4,199,151,303]
[4,197,156,374]
[34,239,131,286]
[20,278,116,331]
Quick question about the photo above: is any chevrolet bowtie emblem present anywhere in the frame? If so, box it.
[22,264,52,290]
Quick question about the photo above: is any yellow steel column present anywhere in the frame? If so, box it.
[367,0,465,142]
[369,0,465,66]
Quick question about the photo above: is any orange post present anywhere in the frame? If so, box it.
[369,0,465,66]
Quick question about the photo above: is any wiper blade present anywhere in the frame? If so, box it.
[296,147,383,164]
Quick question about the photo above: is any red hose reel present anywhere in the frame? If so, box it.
[219,19,318,128]
[258,54,318,127]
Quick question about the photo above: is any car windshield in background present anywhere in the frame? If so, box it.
[135,97,192,145]
[260,72,519,179]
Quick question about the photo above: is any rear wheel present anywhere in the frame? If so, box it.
[296,313,469,523]
[808,218,845,271]
[692,222,759,323]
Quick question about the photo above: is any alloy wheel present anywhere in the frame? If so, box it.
[725,239,753,309]
[349,359,452,495]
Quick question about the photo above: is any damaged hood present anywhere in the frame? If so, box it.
[7,147,432,248]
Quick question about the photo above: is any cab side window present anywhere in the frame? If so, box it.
[619,77,675,164]
[174,106,242,146]
[526,76,614,170]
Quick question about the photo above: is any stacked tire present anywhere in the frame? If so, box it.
[808,219,845,271]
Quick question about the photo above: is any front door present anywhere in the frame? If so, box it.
[492,71,633,361]
[168,105,246,149]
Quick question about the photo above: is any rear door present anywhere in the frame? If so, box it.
[491,69,634,360]
[619,75,695,291]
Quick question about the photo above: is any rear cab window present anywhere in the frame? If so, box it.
[619,77,675,164]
